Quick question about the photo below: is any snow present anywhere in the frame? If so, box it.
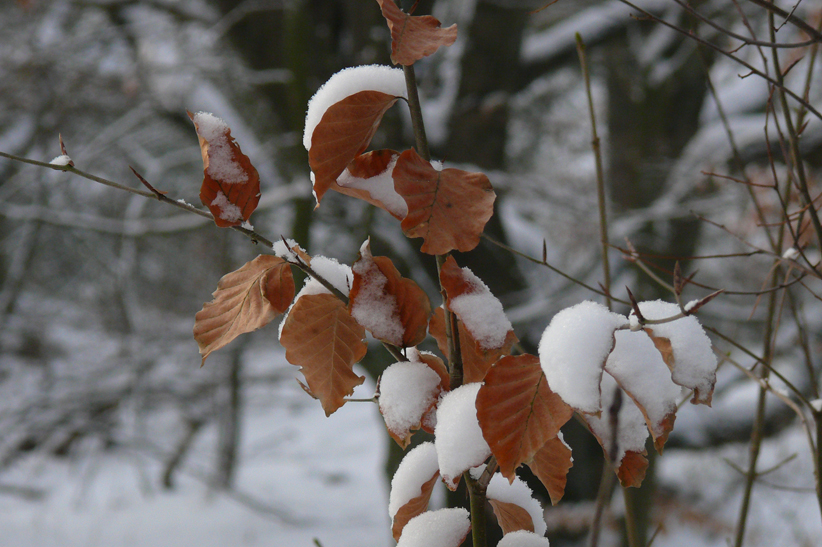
[434,383,490,489]
[303,65,407,151]
[379,361,442,442]
[388,442,439,520]
[636,301,717,405]
[448,266,513,350]
[210,191,243,223]
[271,238,303,263]
[192,112,248,184]
[497,530,551,547]
[49,154,73,166]
[351,240,404,345]
[395,508,471,547]
[485,472,547,536]
[782,247,800,260]
[337,154,407,218]
[812,399,822,412]
[278,256,353,339]
[538,301,629,414]
[605,329,681,440]
[583,374,649,468]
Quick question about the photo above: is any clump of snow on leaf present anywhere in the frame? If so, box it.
[211,191,243,222]
[49,154,72,166]
[337,154,408,218]
[272,238,303,262]
[303,65,407,151]
[380,361,442,441]
[192,111,248,184]
[585,374,648,467]
[389,442,439,520]
[351,240,404,345]
[605,329,681,440]
[278,256,352,339]
[396,508,471,547]
[449,266,512,350]
[539,301,628,414]
[497,531,551,547]
[483,470,547,535]
[435,383,490,489]
[635,300,717,404]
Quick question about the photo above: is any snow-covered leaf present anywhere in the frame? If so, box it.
[193,255,293,364]
[376,0,458,66]
[279,293,367,416]
[335,149,406,219]
[435,383,490,490]
[538,301,628,414]
[394,148,495,255]
[476,354,572,482]
[396,508,471,547]
[349,240,431,347]
[389,442,440,540]
[486,472,546,535]
[379,361,443,447]
[190,111,260,228]
[497,530,551,547]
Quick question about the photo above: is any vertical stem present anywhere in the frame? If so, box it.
[575,34,611,310]
[814,411,822,523]
[403,64,431,162]
[466,474,488,547]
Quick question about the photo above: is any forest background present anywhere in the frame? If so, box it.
[0,0,820,546]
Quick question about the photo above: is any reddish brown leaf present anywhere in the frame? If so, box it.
[645,328,675,371]
[392,471,440,540]
[394,148,495,255]
[415,351,449,433]
[376,0,458,66]
[429,307,514,384]
[488,499,535,535]
[194,255,293,364]
[334,149,406,219]
[280,293,368,415]
[309,91,400,205]
[617,450,648,489]
[527,435,573,506]
[349,240,431,347]
[477,355,573,482]
[189,111,260,228]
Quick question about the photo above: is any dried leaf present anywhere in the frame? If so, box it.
[617,450,648,489]
[194,255,293,364]
[376,0,458,66]
[349,240,431,347]
[476,354,573,482]
[488,499,535,535]
[392,471,440,540]
[280,293,368,415]
[334,149,406,219]
[526,435,573,505]
[394,148,495,255]
[645,328,675,371]
[189,111,260,228]
[308,91,400,205]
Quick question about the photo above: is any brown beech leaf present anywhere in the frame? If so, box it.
[394,148,495,255]
[194,255,293,364]
[309,91,400,205]
[526,435,573,505]
[392,471,440,540]
[488,500,534,535]
[280,293,368,416]
[429,307,515,383]
[645,328,675,371]
[349,240,431,347]
[334,149,406,220]
[189,111,260,228]
[617,450,648,489]
[476,354,573,482]
[376,0,458,66]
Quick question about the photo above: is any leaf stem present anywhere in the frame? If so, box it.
[466,473,488,547]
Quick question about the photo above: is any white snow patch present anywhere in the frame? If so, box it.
[486,472,547,536]
[303,65,407,151]
[211,191,243,222]
[379,361,442,441]
[389,442,440,520]
[605,329,681,440]
[435,383,490,489]
[193,111,248,184]
[498,530,551,547]
[584,374,649,468]
[272,238,303,262]
[396,508,471,547]
[636,300,717,404]
[538,301,628,414]
[337,154,407,218]
[49,154,72,166]
[448,266,512,350]
[351,240,404,345]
